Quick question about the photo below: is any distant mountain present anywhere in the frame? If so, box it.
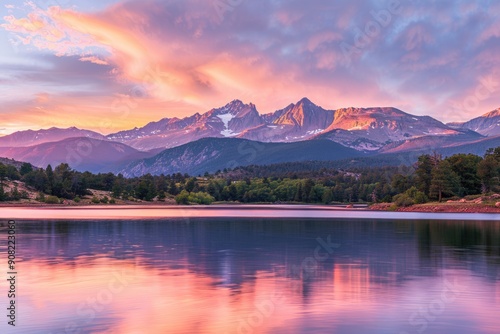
[293,136,500,171]
[107,100,264,151]
[0,127,106,147]
[117,137,364,177]
[437,135,500,157]
[107,98,471,152]
[0,137,153,173]
[448,108,500,136]
[378,131,484,153]
[3,99,499,164]
[315,107,463,151]
[240,97,335,142]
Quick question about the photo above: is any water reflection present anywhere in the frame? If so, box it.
[0,218,499,333]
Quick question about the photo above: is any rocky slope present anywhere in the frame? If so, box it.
[316,107,463,151]
[107,100,264,151]
[449,108,500,137]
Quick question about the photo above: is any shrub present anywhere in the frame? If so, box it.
[36,192,45,202]
[404,186,428,204]
[393,193,414,207]
[73,196,81,203]
[100,196,109,204]
[393,186,429,207]
[388,204,398,211]
[188,192,215,205]
[157,192,166,201]
[45,196,60,204]
[9,186,21,201]
[175,190,190,204]
[381,195,393,203]
[175,191,215,205]
[91,196,100,204]
[464,194,482,201]
[413,191,428,204]
[109,198,116,204]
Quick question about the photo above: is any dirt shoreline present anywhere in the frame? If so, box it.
[370,202,500,213]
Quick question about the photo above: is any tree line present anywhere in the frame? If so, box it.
[0,147,499,205]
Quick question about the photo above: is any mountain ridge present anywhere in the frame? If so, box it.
[1,98,500,176]
[449,108,500,136]
[117,137,365,177]
[0,137,155,173]
[0,127,106,147]
[3,98,498,153]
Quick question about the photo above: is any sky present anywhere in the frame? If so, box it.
[0,0,499,135]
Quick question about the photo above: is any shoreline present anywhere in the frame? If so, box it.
[1,204,499,221]
[1,201,500,213]
[370,202,500,213]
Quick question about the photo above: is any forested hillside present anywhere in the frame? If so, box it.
[1,148,499,206]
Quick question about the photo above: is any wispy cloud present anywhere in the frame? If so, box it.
[79,56,108,65]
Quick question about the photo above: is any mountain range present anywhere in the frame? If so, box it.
[1,98,499,175]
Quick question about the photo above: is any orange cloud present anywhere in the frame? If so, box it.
[49,6,220,105]
[0,92,197,135]
[3,13,46,32]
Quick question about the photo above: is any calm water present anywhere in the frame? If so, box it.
[1,215,500,333]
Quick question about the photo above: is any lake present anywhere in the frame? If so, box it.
[1,210,500,333]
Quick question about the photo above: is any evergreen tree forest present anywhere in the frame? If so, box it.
[0,148,499,206]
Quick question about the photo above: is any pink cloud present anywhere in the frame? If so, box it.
[3,13,46,32]
[1,6,107,56]
[79,56,108,65]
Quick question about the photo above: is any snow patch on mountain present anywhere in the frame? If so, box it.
[217,113,239,137]
[306,129,324,135]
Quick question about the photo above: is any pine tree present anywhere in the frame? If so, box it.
[415,155,433,196]
[0,163,6,185]
[207,181,219,200]
[46,164,54,193]
[477,148,500,193]
[322,188,333,204]
[446,154,482,196]
[294,183,303,202]
[185,178,197,192]
[302,179,314,202]
[430,160,460,202]
[169,180,179,195]
[20,163,33,176]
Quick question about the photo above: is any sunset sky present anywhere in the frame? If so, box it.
[1,0,499,135]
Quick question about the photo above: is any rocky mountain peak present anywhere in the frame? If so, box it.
[483,108,500,118]
[273,98,334,129]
